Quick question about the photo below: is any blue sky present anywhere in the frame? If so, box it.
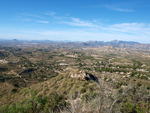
[0,0,150,43]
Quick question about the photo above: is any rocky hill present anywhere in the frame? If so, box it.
[1,40,150,50]
[54,40,150,50]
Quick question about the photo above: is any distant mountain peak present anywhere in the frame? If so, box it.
[13,39,18,41]
[110,40,120,43]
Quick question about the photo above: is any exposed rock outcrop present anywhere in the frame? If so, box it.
[69,70,99,83]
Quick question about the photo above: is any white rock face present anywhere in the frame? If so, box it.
[0,60,8,64]
[70,70,86,80]
[69,70,98,83]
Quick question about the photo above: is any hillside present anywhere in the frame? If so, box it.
[1,68,150,113]
[0,69,99,106]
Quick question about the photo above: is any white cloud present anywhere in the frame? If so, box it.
[105,5,135,12]
[107,23,150,35]
[44,11,67,20]
[59,16,150,35]
[89,4,135,12]
[58,16,150,36]
[111,7,134,12]
[44,11,55,16]
[37,21,49,23]
[60,17,98,27]
[54,16,67,20]
[19,13,44,18]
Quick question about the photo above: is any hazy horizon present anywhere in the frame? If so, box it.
[0,39,143,44]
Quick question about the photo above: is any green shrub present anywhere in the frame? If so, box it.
[0,91,68,113]
[11,88,17,93]
[80,87,86,93]
[81,92,99,102]
[121,102,150,113]
[44,92,68,112]
[121,103,135,113]
[137,82,142,86]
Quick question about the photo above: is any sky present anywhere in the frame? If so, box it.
[0,0,150,43]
